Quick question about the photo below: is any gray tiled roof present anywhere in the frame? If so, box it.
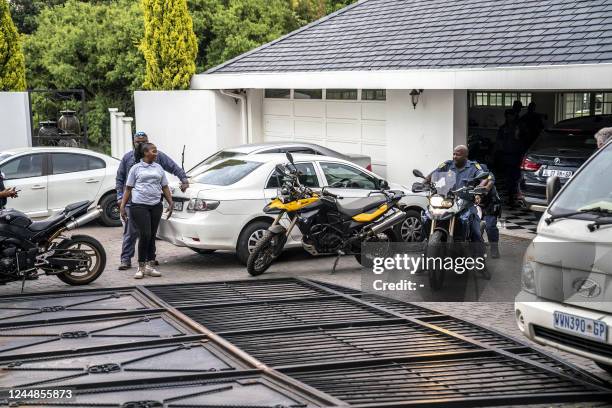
[206,0,612,74]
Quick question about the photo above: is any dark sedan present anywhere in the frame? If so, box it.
[519,115,612,211]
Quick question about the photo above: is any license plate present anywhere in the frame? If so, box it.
[173,201,184,211]
[542,169,573,178]
[553,311,607,343]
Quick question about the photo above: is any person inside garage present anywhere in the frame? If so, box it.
[519,102,545,151]
[496,109,523,207]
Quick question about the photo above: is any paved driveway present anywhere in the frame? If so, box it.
[0,224,609,381]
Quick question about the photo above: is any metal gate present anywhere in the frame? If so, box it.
[0,277,610,407]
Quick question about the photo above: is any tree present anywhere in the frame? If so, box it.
[141,0,198,90]
[206,0,301,69]
[24,0,144,150]
[0,0,26,91]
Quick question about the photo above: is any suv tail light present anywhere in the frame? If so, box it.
[521,157,541,171]
[366,164,372,171]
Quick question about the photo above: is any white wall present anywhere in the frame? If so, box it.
[386,89,467,187]
[0,92,31,150]
[134,90,241,172]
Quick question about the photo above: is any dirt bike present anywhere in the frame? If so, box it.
[247,153,407,276]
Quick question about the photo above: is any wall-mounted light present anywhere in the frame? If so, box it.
[410,89,424,109]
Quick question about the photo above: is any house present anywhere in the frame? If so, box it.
[136,0,612,184]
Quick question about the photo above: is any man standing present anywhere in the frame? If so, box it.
[475,164,501,258]
[496,109,523,207]
[116,131,189,270]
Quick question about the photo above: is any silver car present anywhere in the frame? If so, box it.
[188,142,372,176]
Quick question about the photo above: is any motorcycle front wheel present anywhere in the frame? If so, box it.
[427,230,446,290]
[246,231,285,277]
[55,235,106,285]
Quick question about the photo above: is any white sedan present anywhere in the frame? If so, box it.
[0,147,121,226]
[157,154,427,264]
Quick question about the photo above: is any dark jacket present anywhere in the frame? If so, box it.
[0,173,6,209]
[116,150,187,201]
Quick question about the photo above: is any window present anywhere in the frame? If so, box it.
[264,89,290,99]
[188,150,245,176]
[470,91,532,107]
[191,159,262,186]
[51,153,104,174]
[0,154,44,180]
[266,163,319,188]
[362,89,386,101]
[560,92,591,121]
[294,89,322,99]
[594,92,612,115]
[320,162,377,189]
[326,89,358,100]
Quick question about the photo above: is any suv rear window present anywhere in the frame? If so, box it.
[191,159,262,186]
[531,130,597,151]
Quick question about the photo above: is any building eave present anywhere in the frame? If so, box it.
[192,63,612,91]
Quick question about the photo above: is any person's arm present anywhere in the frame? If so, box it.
[160,171,173,219]
[158,151,189,191]
[120,186,132,222]
[116,155,128,202]
[0,187,18,199]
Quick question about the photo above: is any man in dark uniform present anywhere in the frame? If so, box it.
[425,145,493,243]
[475,164,501,258]
[0,172,19,210]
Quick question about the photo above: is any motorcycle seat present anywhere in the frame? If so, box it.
[28,213,65,232]
[337,196,387,217]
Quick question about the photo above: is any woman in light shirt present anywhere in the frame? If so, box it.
[120,143,173,279]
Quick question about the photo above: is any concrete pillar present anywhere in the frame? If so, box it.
[108,108,119,158]
[113,112,125,158]
[121,117,133,158]
[386,89,467,186]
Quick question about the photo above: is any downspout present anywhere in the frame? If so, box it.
[219,89,248,144]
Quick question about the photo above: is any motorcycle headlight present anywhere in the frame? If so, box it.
[187,199,220,212]
[429,196,453,208]
[521,258,537,294]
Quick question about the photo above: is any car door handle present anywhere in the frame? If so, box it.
[85,179,100,183]
[31,185,46,190]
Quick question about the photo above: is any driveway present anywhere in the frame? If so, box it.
[0,224,609,381]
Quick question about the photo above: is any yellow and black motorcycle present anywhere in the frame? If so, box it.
[246,153,407,276]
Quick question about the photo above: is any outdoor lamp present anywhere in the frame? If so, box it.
[410,89,424,109]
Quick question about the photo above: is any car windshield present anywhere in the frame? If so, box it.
[531,130,597,151]
[549,144,612,215]
[188,150,245,176]
[191,159,262,186]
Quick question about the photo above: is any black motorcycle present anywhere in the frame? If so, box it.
[247,152,407,276]
[412,169,490,290]
[0,201,106,288]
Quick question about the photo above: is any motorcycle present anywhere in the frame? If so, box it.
[246,152,407,276]
[0,200,106,289]
[411,169,490,290]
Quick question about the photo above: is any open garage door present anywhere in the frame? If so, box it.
[262,89,387,176]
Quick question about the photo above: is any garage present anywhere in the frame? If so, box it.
[261,89,387,176]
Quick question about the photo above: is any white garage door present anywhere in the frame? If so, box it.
[262,93,387,176]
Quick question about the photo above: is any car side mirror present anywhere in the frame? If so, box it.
[411,182,424,193]
[546,175,561,204]
[379,179,389,190]
[413,169,425,179]
[286,151,294,164]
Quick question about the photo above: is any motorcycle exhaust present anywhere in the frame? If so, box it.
[367,210,407,235]
[65,208,102,230]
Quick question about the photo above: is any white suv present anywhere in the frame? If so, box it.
[0,147,120,226]
[515,141,612,374]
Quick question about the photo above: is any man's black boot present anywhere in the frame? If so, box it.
[490,243,500,259]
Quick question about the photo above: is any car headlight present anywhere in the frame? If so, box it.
[429,196,453,208]
[521,259,537,294]
[187,199,220,212]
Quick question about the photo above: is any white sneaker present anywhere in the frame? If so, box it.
[134,263,145,279]
[145,261,161,277]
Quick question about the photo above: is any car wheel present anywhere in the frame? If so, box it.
[189,247,216,255]
[98,194,121,227]
[237,220,272,265]
[397,210,423,242]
